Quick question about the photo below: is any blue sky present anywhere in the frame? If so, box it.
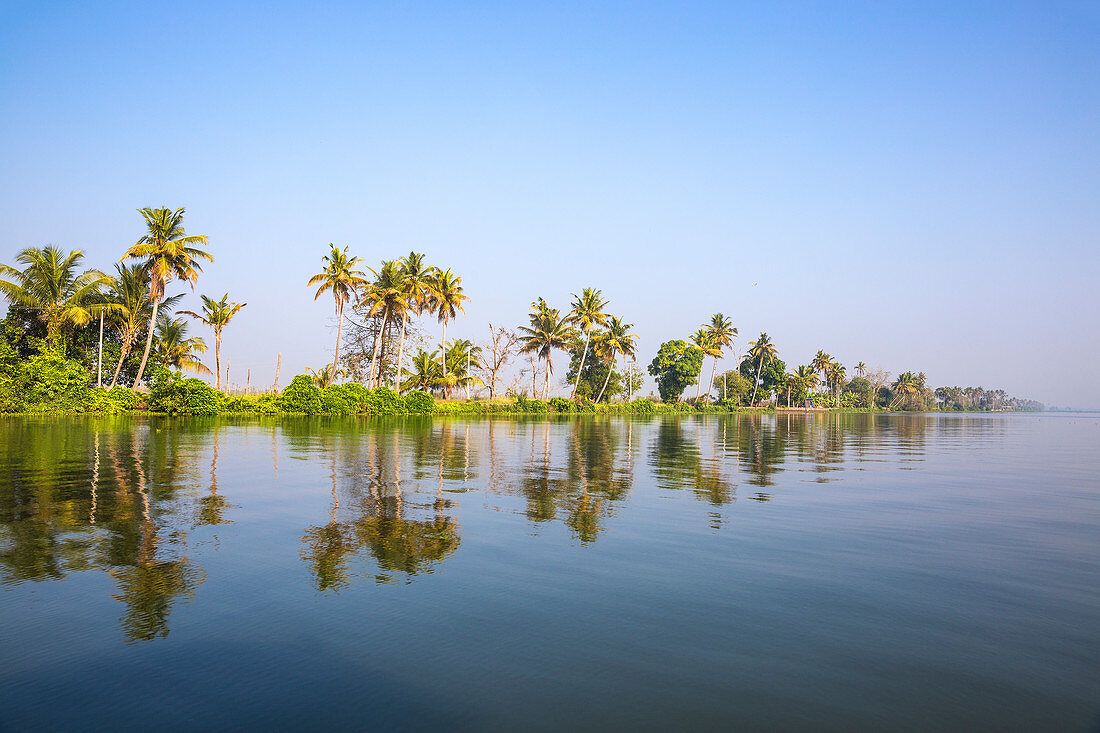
[2,1,1098,406]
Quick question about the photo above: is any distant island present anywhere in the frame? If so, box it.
[0,206,1043,416]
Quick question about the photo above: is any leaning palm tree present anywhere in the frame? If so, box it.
[0,245,113,349]
[705,313,737,403]
[518,298,575,400]
[308,244,368,375]
[360,260,408,387]
[393,252,439,390]
[594,315,638,403]
[567,288,610,398]
[154,314,210,374]
[106,264,183,387]
[181,294,246,391]
[748,332,778,406]
[121,207,211,385]
[432,269,469,385]
[691,327,723,401]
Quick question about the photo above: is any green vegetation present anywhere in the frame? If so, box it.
[0,206,1044,415]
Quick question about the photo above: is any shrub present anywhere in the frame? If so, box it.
[549,397,574,413]
[80,387,138,414]
[363,386,405,416]
[320,387,352,415]
[326,383,372,412]
[148,369,220,415]
[627,398,656,414]
[404,390,434,414]
[280,375,324,414]
[107,385,140,411]
[22,350,90,412]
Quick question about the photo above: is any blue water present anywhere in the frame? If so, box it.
[1,413,1097,730]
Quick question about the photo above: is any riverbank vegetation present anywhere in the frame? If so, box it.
[1,206,1044,415]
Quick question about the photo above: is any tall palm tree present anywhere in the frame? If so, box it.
[705,313,737,403]
[432,269,468,385]
[855,361,867,378]
[748,332,778,406]
[826,361,846,405]
[393,252,438,391]
[121,207,211,386]
[812,350,832,382]
[360,260,408,387]
[308,244,368,375]
[518,298,575,400]
[106,264,183,387]
[567,288,609,398]
[690,328,721,401]
[0,245,113,349]
[594,316,638,403]
[154,314,210,374]
[181,293,246,391]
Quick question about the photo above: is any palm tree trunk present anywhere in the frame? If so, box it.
[572,331,590,398]
[440,321,448,397]
[133,292,161,386]
[543,355,551,400]
[465,349,471,400]
[394,312,408,391]
[750,356,761,406]
[109,335,131,388]
[707,357,718,405]
[596,357,615,403]
[97,311,104,388]
[370,305,388,387]
[333,299,344,376]
[214,331,222,391]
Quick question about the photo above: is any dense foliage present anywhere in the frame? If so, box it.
[647,340,704,402]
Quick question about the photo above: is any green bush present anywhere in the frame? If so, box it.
[627,398,656,414]
[22,350,91,412]
[326,383,372,412]
[148,369,220,415]
[280,375,324,414]
[107,385,140,411]
[363,386,405,416]
[549,397,574,413]
[404,390,434,414]
[80,387,138,414]
[320,388,352,415]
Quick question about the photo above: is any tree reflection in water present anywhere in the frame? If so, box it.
[299,426,461,591]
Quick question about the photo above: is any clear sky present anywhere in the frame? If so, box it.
[2,1,1098,407]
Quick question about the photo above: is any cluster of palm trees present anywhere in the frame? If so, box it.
[0,208,243,387]
[690,314,738,401]
[307,246,469,393]
[517,288,638,402]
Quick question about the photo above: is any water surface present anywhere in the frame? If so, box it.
[1,413,1097,730]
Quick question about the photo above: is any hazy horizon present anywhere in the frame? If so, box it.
[2,2,1097,408]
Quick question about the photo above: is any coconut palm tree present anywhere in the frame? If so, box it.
[180,294,245,391]
[795,364,819,398]
[121,207,211,386]
[308,244,368,375]
[444,339,484,399]
[393,252,438,390]
[0,245,114,350]
[401,349,443,393]
[690,328,721,401]
[594,316,638,403]
[307,364,343,388]
[811,350,832,381]
[518,298,575,400]
[826,361,846,405]
[106,264,183,387]
[889,371,923,409]
[154,314,210,374]
[705,313,737,403]
[567,288,610,398]
[360,260,409,387]
[432,269,468,386]
[748,332,778,406]
[855,361,867,378]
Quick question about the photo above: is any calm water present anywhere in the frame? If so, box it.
[1,414,1097,730]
